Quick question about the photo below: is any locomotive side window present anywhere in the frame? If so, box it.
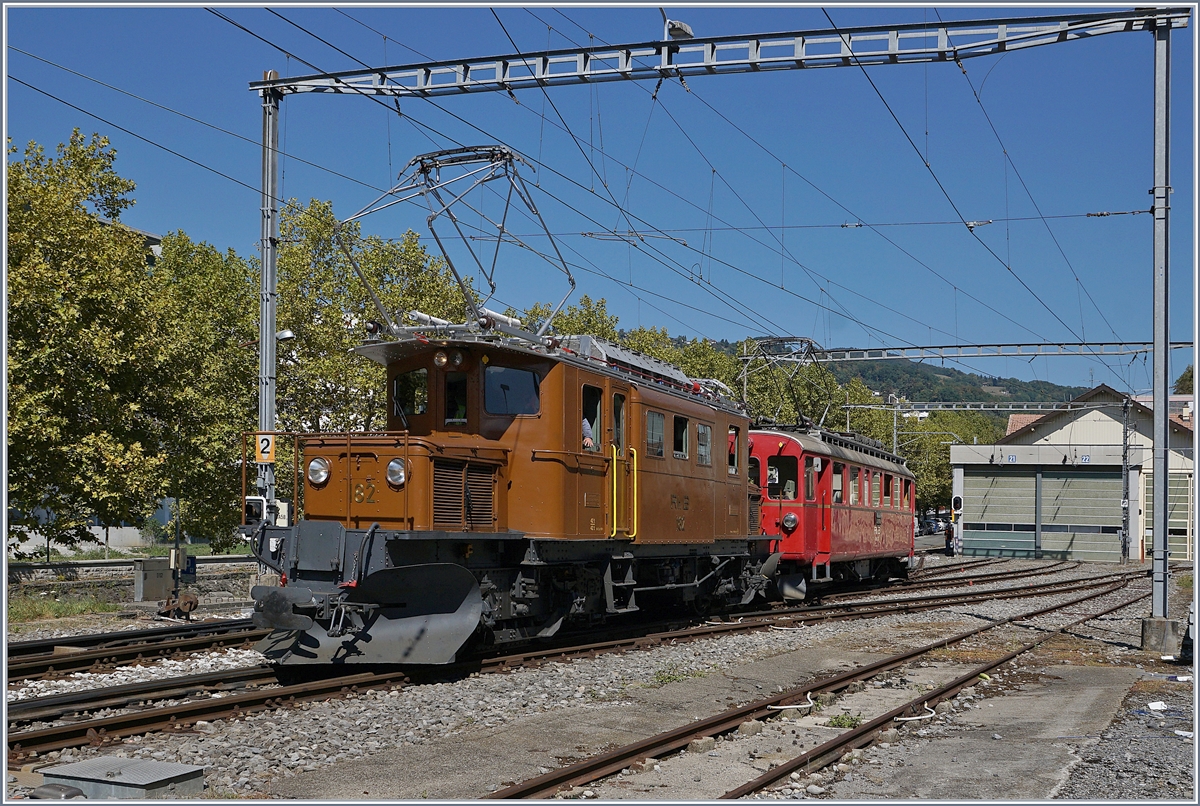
[484,366,540,415]
[728,426,741,475]
[582,385,602,451]
[849,466,860,505]
[613,394,626,454]
[673,416,689,459]
[646,411,665,457]
[696,423,712,466]
[393,368,428,418]
[871,472,881,507]
[832,463,845,503]
[767,456,798,500]
[804,457,816,501]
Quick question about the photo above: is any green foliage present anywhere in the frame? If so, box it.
[7,593,122,622]
[275,200,466,434]
[1174,365,1193,395]
[518,294,619,340]
[826,712,863,728]
[828,360,1084,403]
[7,131,169,552]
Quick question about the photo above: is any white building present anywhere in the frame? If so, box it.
[949,384,1194,562]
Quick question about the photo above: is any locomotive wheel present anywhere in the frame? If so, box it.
[691,594,714,617]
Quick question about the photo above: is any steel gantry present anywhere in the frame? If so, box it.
[250,6,1189,636]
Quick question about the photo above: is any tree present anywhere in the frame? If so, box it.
[7,132,170,554]
[274,200,467,434]
[1174,365,1193,395]
[149,233,259,550]
[515,294,619,340]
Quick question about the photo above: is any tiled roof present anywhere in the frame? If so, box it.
[1005,413,1043,436]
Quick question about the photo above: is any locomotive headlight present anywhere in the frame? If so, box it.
[782,512,799,532]
[433,350,448,367]
[307,456,331,485]
[386,458,407,487]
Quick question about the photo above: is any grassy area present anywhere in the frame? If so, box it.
[14,542,250,562]
[1177,573,1192,591]
[7,594,122,622]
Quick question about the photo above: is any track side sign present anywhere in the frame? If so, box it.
[255,433,276,464]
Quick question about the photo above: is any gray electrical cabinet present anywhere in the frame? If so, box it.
[133,557,171,601]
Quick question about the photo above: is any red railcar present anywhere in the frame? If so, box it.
[748,427,916,600]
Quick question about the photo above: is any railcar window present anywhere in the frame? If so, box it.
[903,479,911,510]
[832,463,845,504]
[849,467,860,506]
[445,372,468,425]
[871,472,881,507]
[883,474,892,508]
[804,457,816,501]
[646,411,665,457]
[767,456,798,501]
[393,368,428,418]
[673,416,689,459]
[696,423,712,466]
[484,366,540,415]
[613,394,626,453]
[583,385,602,452]
[748,457,761,487]
[728,426,741,475]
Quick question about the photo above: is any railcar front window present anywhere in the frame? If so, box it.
[445,372,468,425]
[767,456,798,501]
[646,411,665,457]
[484,366,540,415]
[696,423,712,466]
[748,457,761,487]
[393,369,428,419]
[832,463,845,504]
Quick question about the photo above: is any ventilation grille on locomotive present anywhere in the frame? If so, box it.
[433,459,495,530]
[749,498,761,534]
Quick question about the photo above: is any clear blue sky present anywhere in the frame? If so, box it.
[6,3,1195,395]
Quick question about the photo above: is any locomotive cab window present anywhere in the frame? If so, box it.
[393,368,428,421]
[767,456,798,501]
[646,411,665,457]
[849,467,860,505]
[582,385,602,451]
[832,463,845,503]
[696,423,712,466]
[728,426,741,475]
[673,416,689,459]
[484,366,540,415]
[445,372,468,425]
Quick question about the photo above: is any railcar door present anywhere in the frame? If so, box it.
[578,383,608,536]
[609,390,631,535]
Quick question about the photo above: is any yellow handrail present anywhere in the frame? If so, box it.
[629,448,638,539]
[610,444,618,538]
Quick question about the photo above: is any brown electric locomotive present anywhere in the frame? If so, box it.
[245,329,773,665]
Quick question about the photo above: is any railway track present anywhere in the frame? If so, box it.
[487,582,1148,799]
[6,565,1142,765]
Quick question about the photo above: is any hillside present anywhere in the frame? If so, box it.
[827,360,1086,403]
